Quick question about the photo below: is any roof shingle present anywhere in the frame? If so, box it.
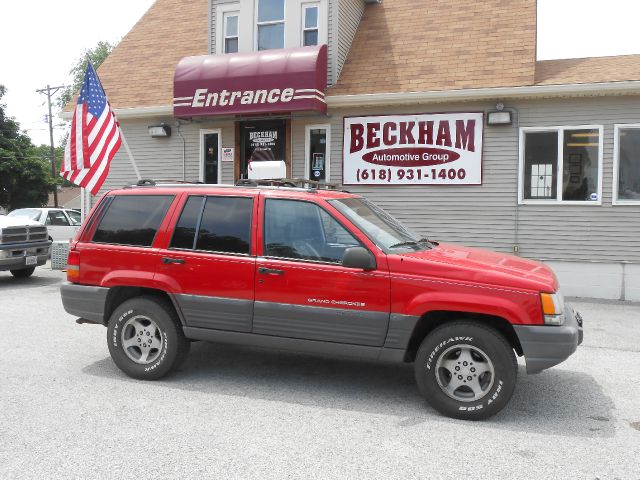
[536,54,640,85]
[329,0,538,96]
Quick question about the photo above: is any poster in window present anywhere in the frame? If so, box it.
[311,153,325,178]
[240,120,286,178]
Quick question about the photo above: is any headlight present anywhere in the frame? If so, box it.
[540,291,565,325]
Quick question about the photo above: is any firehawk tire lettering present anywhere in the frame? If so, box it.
[415,322,516,420]
[106,297,190,380]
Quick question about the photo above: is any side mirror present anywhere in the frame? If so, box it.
[342,247,376,271]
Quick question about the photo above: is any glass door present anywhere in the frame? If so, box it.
[203,132,219,184]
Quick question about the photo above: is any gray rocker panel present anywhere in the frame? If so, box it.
[252,301,389,346]
[175,294,253,332]
[183,326,406,363]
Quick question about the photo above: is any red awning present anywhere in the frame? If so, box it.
[173,45,327,118]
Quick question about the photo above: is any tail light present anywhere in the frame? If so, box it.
[67,250,80,282]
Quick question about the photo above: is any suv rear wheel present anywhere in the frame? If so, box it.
[107,296,190,380]
[414,321,517,420]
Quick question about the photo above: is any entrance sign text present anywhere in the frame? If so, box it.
[343,113,483,185]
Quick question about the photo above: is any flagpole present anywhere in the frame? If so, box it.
[86,55,141,181]
[119,128,141,180]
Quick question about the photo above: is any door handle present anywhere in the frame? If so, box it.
[162,257,185,265]
[258,267,284,275]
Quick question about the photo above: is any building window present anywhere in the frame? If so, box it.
[302,4,319,46]
[614,125,640,204]
[224,12,239,53]
[305,124,329,182]
[519,126,602,204]
[257,0,285,50]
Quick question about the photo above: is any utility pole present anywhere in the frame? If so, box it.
[36,84,66,208]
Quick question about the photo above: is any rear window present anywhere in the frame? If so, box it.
[170,195,253,255]
[92,195,174,247]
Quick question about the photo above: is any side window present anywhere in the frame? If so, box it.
[224,12,239,53]
[302,4,319,46]
[170,195,253,255]
[47,211,70,226]
[521,127,602,203]
[264,199,361,263]
[92,195,174,247]
[67,210,82,225]
[170,196,204,249]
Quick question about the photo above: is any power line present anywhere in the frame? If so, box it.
[36,84,67,207]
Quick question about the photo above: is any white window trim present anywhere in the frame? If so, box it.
[613,123,640,206]
[301,2,319,47]
[518,125,604,206]
[304,123,331,181]
[199,129,223,184]
[223,12,240,53]
[255,0,286,51]
[215,3,240,55]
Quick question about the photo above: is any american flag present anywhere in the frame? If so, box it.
[60,62,122,195]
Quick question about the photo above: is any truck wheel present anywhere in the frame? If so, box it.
[414,322,517,420]
[107,296,190,380]
[10,267,36,279]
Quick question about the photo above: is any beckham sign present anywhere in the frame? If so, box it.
[343,113,484,185]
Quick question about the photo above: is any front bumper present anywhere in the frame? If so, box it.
[513,304,584,374]
[0,240,51,271]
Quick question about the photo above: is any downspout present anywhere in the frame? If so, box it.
[176,121,186,181]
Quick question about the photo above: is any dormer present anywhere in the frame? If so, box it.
[210,0,366,85]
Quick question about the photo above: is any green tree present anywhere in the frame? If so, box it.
[56,40,116,109]
[30,143,71,187]
[0,85,56,211]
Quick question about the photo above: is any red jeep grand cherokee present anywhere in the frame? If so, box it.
[61,179,583,420]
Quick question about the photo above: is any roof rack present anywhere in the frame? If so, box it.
[124,178,348,193]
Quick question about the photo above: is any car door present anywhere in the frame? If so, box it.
[45,209,76,241]
[254,196,391,346]
[155,193,258,333]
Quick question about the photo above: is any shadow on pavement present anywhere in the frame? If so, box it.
[83,341,615,437]
[0,273,62,290]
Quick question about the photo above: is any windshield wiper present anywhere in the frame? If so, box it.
[389,237,437,250]
[389,240,420,249]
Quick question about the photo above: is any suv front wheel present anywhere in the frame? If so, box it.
[414,322,517,420]
[107,296,190,380]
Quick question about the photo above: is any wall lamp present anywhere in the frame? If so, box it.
[486,103,513,126]
[148,123,172,138]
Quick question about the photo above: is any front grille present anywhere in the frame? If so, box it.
[28,226,48,241]
[0,227,28,244]
[0,225,48,244]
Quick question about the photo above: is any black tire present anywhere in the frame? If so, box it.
[107,296,190,380]
[414,321,517,420]
[10,267,36,279]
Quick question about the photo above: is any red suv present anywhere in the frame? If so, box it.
[61,179,583,419]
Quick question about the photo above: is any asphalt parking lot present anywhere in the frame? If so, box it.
[0,265,639,479]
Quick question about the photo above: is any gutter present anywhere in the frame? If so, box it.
[59,80,640,120]
[326,80,640,107]
[59,105,173,121]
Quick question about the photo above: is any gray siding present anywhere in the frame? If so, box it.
[93,118,236,199]
[335,0,364,83]
[293,96,640,264]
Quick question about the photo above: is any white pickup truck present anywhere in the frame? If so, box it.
[0,215,51,278]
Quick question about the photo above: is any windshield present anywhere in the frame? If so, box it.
[8,209,41,221]
[329,197,431,252]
